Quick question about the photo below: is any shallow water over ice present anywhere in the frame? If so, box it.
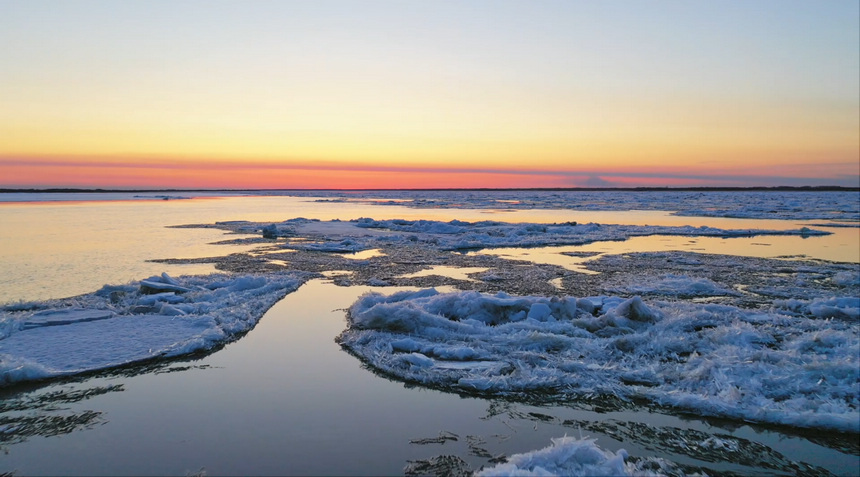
[0,280,855,476]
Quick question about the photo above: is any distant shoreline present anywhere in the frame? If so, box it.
[1,186,858,193]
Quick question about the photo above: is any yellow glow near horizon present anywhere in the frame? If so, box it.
[1,1,858,188]
[4,90,857,169]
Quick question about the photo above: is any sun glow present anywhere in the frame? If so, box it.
[1,1,857,189]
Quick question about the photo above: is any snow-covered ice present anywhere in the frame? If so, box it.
[351,218,829,251]
[475,436,630,476]
[605,274,739,297]
[0,272,308,385]
[473,436,697,477]
[281,189,860,222]
[245,217,829,254]
[7,190,857,223]
[338,288,859,432]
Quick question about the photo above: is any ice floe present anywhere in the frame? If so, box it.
[474,436,693,477]
[0,272,308,385]
[833,270,860,287]
[282,189,860,222]
[248,217,829,253]
[605,274,739,297]
[338,288,859,432]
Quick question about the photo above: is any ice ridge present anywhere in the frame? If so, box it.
[338,289,859,432]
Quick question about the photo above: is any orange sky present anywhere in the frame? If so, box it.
[3,156,855,189]
[1,2,858,189]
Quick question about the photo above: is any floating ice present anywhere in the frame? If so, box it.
[606,274,738,297]
[0,272,308,385]
[774,296,860,320]
[353,218,829,250]
[475,435,715,477]
[833,270,860,287]
[475,436,629,477]
[247,217,830,255]
[338,289,859,432]
[20,309,114,330]
[289,189,860,222]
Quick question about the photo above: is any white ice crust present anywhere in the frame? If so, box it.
[339,288,859,432]
[255,217,829,253]
[0,272,306,385]
[474,435,698,477]
[291,190,860,222]
[476,436,629,477]
[606,274,738,297]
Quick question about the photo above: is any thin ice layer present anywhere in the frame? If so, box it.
[250,217,829,254]
[338,289,859,432]
[0,272,307,385]
[283,189,860,222]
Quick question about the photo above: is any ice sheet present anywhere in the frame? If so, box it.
[476,436,629,476]
[250,217,830,254]
[285,190,860,222]
[473,436,702,477]
[605,274,739,297]
[338,288,859,432]
[0,272,308,385]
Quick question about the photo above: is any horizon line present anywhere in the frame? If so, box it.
[2,185,858,193]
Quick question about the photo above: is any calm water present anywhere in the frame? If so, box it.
[0,192,858,475]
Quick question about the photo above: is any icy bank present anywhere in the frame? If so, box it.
[0,272,307,385]
[338,289,859,432]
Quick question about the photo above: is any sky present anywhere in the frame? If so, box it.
[1,0,858,189]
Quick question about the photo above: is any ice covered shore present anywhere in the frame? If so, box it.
[339,288,859,432]
[0,272,308,385]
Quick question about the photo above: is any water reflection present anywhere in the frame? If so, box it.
[0,360,222,454]
[0,383,120,449]
[398,266,490,282]
[339,248,386,260]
